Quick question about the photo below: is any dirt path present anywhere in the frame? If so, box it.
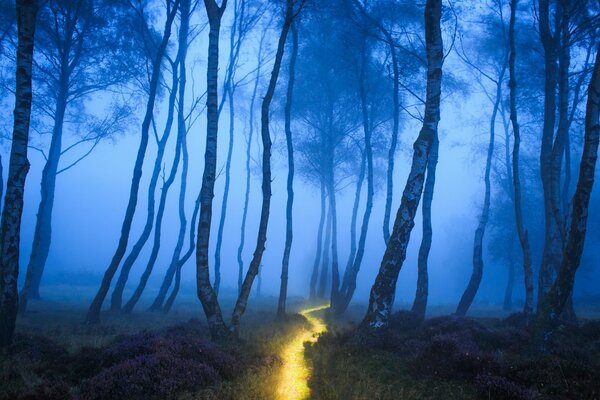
[275,305,329,400]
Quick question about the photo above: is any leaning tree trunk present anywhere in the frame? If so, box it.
[150,0,191,311]
[195,0,229,340]
[509,0,534,315]
[310,180,326,300]
[336,44,374,315]
[110,58,179,311]
[231,0,294,334]
[277,21,298,317]
[411,135,438,320]
[124,0,192,313]
[85,0,179,325]
[0,0,37,349]
[236,29,265,294]
[456,58,506,316]
[19,85,66,312]
[164,191,201,313]
[344,150,366,281]
[357,0,442,335]
[532,45,599,352]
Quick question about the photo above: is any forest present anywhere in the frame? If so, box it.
[0,0,599,399]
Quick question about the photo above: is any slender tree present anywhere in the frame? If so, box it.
[110,56,180,311]
[85,0,180,324]
[309,181,326,299]
[456,53,507,317]
[150,0,194,311]
[533,43,599,351]
[20,0,139,311]
[509,0,534,315]
[236,25,267,294]
[231,0,297,334]
[335,37,375,314]
[0,0,37,348]
[412,135,438,319]
[123,0,194,313]
[357,0,442,335]
[277,21,298,317]
[195,0,230,339]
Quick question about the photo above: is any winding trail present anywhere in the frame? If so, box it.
[276,305,329,400]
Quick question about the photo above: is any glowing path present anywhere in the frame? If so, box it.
[276,304,329,400]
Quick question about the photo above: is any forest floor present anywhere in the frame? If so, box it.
[2,288,600,399]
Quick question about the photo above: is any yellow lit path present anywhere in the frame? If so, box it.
[276,305,329,400]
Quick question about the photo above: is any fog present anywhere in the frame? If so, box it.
[1,0,599,319]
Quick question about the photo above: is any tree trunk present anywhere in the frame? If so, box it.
[110,58,180,311]
[357,0,442,334]
[124,17,192,311]
[346,151,366,277]
[85,0,179,325]
[537,0,562,307]
[214,0,246,294]
[310,180,326,300]
[236,28,265,294]
[231,0,294,334]
[277,21,298,317]
[150,0,191,311]
[383,31,399,246]
[19,86,66,311]
[318,206,332,299]
[412,135,438,319]
[533,45,599,351]
[0,0,36,348]
[164,191,201,313]
[503,243,515,311]
[509,0,534,315]
[456,57,506,317]
[196,0,229,340]
[335,42,374,315]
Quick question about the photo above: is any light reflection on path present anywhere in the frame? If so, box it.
[276,305,329,400]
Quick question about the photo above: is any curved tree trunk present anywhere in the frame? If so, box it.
[533,45,599,351]
[456,58,506,317]
[345,150,366,279]
[336,43,374,315]
[196,0,229,339]
[19,87,66,311]
[509,0,534,315]
[150,2,191,310]
[124,14,192,311]
[85,0,179,325]
[412,135,438,319]
[357,0,442,335]
[231,0,294,334]
[236,28,265,294]
[110,58,180,311]
[309,180,326,300]
[0,0,37,348]
[164,191,201,313]
[277,21,298,317]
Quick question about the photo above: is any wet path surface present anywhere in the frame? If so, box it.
[276,305,328,400]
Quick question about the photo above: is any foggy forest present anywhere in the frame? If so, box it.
[0,0,599,398]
